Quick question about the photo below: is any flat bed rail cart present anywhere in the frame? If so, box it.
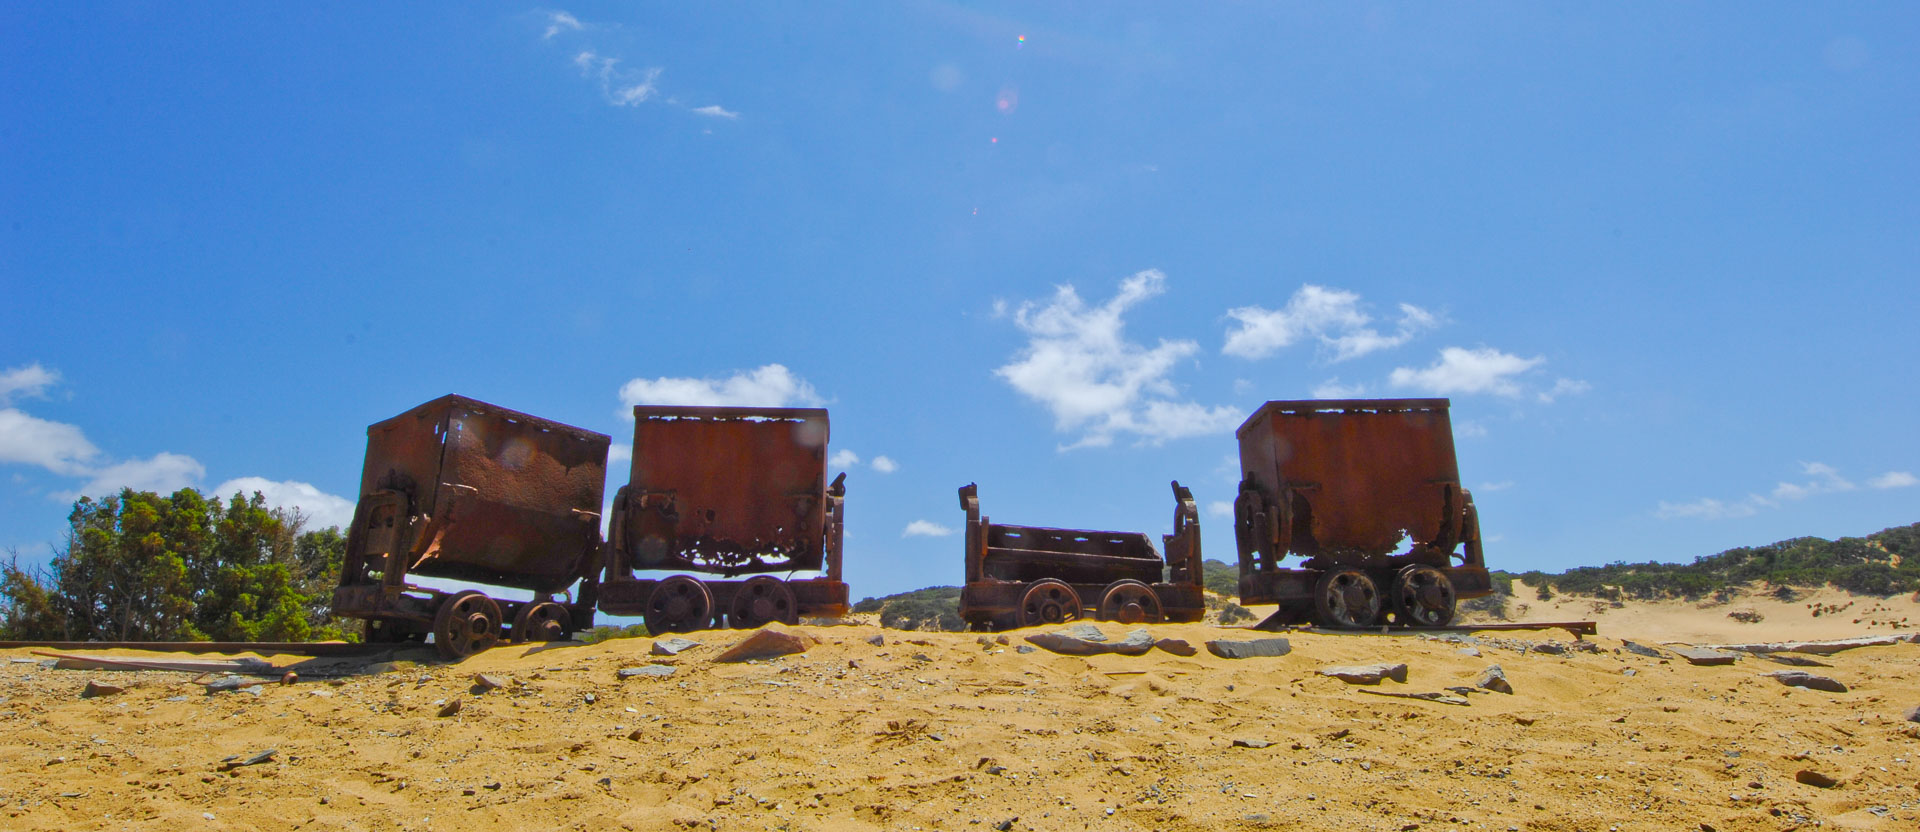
[1233,398,1492,629]
[333,395,610,659]
[597,405,849,633]
[958,481,1205,630]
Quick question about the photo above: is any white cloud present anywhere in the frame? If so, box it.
[543,10,582,40]
[1311,378,1366,399]
[1477,480,1515,492]
[1655,497,1763,521]
[902,520,955,538]
[1771,461,1855,501]
[870,455,898,474]
[212,477,356,531]
[1537,377,1592,404]
[0,363,59,405]
[1207,500,1234,519]
[574,50,661,106]
[608,442,632,470]
[692,105,739,119]
[1222,285,1437,362]
[1455,420,1488,438]
[1869,471,1917,490]
[1389,347,1545,398]
[70,452,204,500]
[617,364,822,418]
[830,449,860,468]
[995,270,1239,449]
[0,408,101,475]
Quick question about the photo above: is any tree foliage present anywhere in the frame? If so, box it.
[1523,523,1920,601]
[0,487,351,641]
[854,586,964,631]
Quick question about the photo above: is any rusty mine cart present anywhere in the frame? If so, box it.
[957,481,1205,630]
[1233,398,1493,629]
[596,406,850,633]
[334,395,610,659]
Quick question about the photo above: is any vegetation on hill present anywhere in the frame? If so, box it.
[852,586,964,631]
[1518,523,1920,602]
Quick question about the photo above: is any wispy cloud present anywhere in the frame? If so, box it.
[542,10,582,40]
[1311,378,1367,399]
[903,520,955,538]
[1537,377,1592,404]
[692,105,739,119]
[996,270,1238,449]
[870,455,898,474]
[66,452,205,501]
[0,407,100,476]
[1389,346,1545,398]
[212,477,356,531]
[616,364,821,418]
[1223,285,1437,362]
[830,449,860,468]
[574,50,660,106]
[1657,461,1913,520]
[1477,480,1515,492]
[1207,500,1234,519]
[0,363,59,406]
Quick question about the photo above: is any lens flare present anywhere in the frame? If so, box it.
[1016,35,1025,47]
[996,86,1019,114]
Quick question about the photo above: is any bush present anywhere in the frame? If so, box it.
[1217,603,1254,625]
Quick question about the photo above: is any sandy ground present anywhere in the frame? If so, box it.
[1473,583,1920,644]
[3,596,1919,832]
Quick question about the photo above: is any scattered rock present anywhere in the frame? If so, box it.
[1058,622,1108,642]
[1205,638,1293,659]
[650,637,701,656]
[81,680,123,698]
[1621,641,1665,659]
[1794,770,1841,789]
[995,635,1010,645]
[1475,665,1513,694]
[866,634,885,646]
[437,698,463,717]
[1670,646,1737,666]
[583,692,597,704]
[1318,663,1408,685]
[204,676,247,694]
[1764,671,1847,693]
[471,674,506,693]
[1457,646,1482,658]
[218,749,276,771]
[1232,738,1271,749]
[1023,633,1110,656]
[1902,705,1920,723]
[1622,668,1638,677]
[618,665,677,679]
[993,818,1017,831]
[1529,642,1568,656]
[1154,638,1198,657]
[1014,645,1035,654]
[1109,629,1156,656]
[714,628,817,663]
[1762,654,1830,668]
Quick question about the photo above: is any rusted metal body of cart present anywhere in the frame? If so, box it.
[957,481,1205,630]
[333,395,610,659]
[1233,398,1492,629]
[597,406,849,633]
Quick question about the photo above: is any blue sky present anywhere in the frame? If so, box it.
[3,3,1916,600]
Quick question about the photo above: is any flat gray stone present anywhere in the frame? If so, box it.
[1359,689,1469,706]
[1056,622,1108,642]
[1023,633,1109,656]
[1764,671,1847,693]
[650,637,701,656]
[471,674,507,692]
[618,665,677,679]
[1154,638,1198,657]
[1670,646,1737,666]
[1475,664,1513,694]
[1529,642,1568,655]
[1710,633,1920,655]
[1762,654,1830,668]
[1109,629,1156,656]
[81,680,124,698]
[1205,638,1293,659]
[1318,663,1408,685]
[866,634,885,646]
[1014,644,1036,654]
[1456,646,1482,658]
[1621,641,1665,659]
[1231,738,1271,749]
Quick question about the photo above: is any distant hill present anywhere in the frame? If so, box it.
[853,522,1920,629]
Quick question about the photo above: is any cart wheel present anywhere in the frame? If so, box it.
[1018,580,1082,628]
[1311,570,1381,629]
[646,575,714,634]
[1392,565,1456,628]
[432,591,503,660]
[728,576,799,628]
[1098,580,1163,624]
[510,602,572,643]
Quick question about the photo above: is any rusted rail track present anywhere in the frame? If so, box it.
[0,641,407,657]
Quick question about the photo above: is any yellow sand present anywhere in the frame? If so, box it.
[2,594,1917,831]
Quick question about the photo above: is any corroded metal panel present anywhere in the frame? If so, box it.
[619,406,830,575]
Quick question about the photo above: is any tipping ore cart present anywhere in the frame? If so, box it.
[333,395,610,659]
[1233,398,1492,629]
[597,406,849,633]
[957,481,1205,630]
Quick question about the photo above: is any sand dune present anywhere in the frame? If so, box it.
[3,596,1918,831]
